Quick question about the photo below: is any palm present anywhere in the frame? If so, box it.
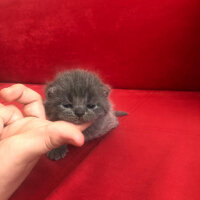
[2,117,47,138]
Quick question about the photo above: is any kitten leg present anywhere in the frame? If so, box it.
[83,129,95,142]
[46,145,68,161]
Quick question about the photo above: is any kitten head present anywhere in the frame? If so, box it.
[44,69,111,124]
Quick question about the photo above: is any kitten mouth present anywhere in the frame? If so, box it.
[72,117,85,124]
[62,115,92,124]
[73,117,92,124]
[73,120,84,125]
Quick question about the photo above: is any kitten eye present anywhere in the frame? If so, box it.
[87,104,96,109]
[62,104,73,108]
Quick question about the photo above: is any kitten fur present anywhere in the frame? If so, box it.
[44,69,126,160]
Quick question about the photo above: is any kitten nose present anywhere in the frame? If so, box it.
[74,107,85,117]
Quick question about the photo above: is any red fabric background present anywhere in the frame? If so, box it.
[0,0,200,90]
[0,0,200,199]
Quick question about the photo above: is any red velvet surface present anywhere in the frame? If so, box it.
[1,0,200,199]
[0,83,200,200]
[0,0,200,90]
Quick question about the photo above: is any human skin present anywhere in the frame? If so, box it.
[0,84,90,200]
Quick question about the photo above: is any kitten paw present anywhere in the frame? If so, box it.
[47,145,68,161]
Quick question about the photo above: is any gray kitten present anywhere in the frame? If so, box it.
[44,69,127,161]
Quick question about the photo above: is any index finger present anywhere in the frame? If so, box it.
[0,84,46,119]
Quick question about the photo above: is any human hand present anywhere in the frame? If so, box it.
[0,84,90,200]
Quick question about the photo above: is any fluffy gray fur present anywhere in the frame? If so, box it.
[44,69,125,161]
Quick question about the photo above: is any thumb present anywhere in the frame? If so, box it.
[14,121,90,159]
[44,121,86,150]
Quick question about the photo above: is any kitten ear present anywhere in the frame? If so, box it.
[45,83,57,98]
[101,84,111,97]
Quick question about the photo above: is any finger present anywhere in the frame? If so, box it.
[76,122,92,131]
[0,105,23,126]
[0,105,23,138]
[38,121,91,150]
[0,84,45,119]
[46,121,85,148]
[15,121,85,157]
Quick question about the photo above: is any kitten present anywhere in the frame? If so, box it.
[44,69,127,160]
